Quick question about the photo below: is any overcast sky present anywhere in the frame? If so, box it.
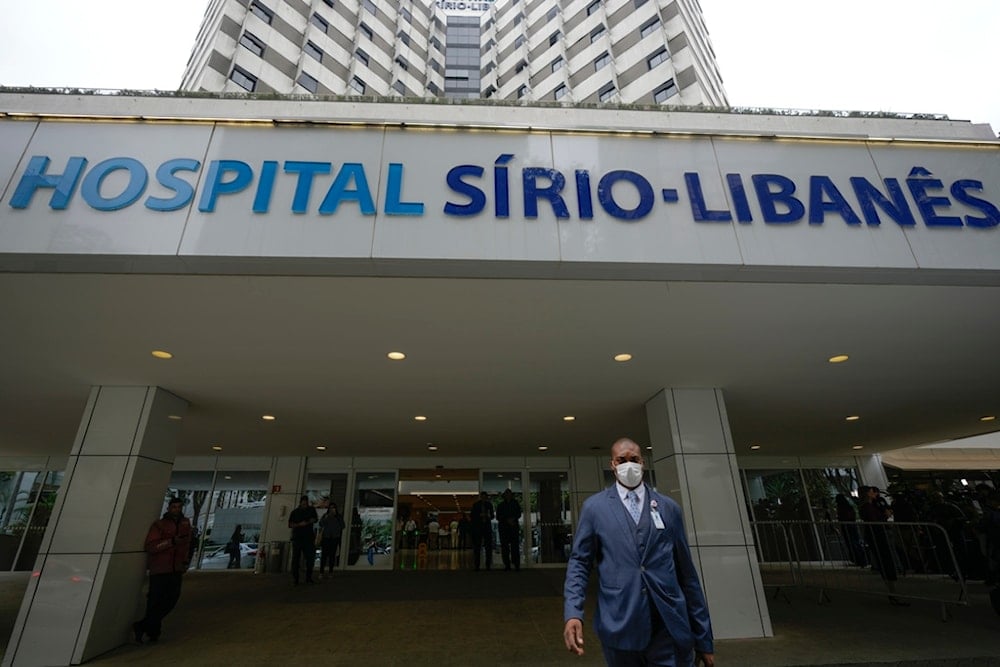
[0,0,997,132]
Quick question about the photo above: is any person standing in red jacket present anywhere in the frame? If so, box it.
[132,497,192,643]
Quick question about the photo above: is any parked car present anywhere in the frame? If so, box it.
[201,542,258,569]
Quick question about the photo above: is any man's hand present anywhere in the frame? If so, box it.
[563,618,584,656]
[696,651,715,666]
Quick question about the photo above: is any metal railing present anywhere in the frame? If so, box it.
[753,520,969,620]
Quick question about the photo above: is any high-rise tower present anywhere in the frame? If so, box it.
[180,0,728,106]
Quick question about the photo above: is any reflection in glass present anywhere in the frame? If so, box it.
[529,471,572,564]
[0,471,64,571]
[348,472,397,570]
[165,470,268,570]
[483,472,524,569]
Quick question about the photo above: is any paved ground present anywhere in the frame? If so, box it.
[2,569,1000,666]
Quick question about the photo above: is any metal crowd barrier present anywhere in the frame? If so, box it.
[752,520,969,620]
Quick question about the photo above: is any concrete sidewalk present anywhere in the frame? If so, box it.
[3,569,1000,666]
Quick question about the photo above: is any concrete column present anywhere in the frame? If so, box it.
[258,457,307,571]
[3,386,187,666]
[645,388,772,640]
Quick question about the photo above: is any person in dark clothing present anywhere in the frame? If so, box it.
[133,497,192,644]
[496,489,522,571]
[288,495,318,585]
[859,486,909,606]
[835,494,866,567]
[470,491,495,571]
[318,503,346,575]
[458,512,470,549]
[227,524,243,569]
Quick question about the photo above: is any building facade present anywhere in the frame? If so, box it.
[180,0,728,106]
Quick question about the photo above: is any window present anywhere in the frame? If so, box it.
[429,81,441,95]
[646,46,669,69]
[594,51,611,71]
[654,79,678,103]
[482,84,495,97]
[322,0,334,6]
[515,59,527,73]
[590,25,605,43]
[230,66,257,92]
[350,76,366,94]
[514,35,526,48]
[546,7,558,21]
[398,31,411,46]
[249,2,273,24]
[587,1,601,16]
[514,13,523,25]
[360,22,373,40]
[640,18,660,39]
[355,48,370,66]
[431,36,442,51]
[305,41,323,62]
[400,7,412,23]
[297,72,318,93]
[598,82,615,102]
[551,56,564,72]
[554,84,566,100]
[363,0,376,15]
[310,13,329,33]
[549,31,560,46]
[517,84,527,98]
[395,56,409,71]
[393,80,406,95]
[238,32,265,57]
[634,0,648,6]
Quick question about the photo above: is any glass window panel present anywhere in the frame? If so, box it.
[482,472,524,567]
[347,471,396,569]
[529,471,571,564]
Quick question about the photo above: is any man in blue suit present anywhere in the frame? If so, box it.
[563,438,715,666]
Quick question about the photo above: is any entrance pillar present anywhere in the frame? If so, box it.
[645,388,772,639]
[3,386,187,666]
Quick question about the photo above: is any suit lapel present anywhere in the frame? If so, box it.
[605,487,634,542]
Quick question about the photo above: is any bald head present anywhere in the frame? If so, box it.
[610,438,644,466]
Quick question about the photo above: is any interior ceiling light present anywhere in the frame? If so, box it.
[646,446,652,450]
[981,415,996,422]
[167,415,182,421]
[538,445,549,451]
[414,415,427,421]
[614,353,633,362]
[387,351,406,360]
[261,415,276,421]
[316,445,326,451]
[852,445,864,450]
[224,475,232,480]
[427,444,438,451]
[563,416,575,422]
[749,445,761,450]
[828,354,849,363]
[151,350,173,359]
[845,415,861,421]
[211,445,223,451]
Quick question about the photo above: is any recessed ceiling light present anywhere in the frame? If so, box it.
[167,415,182,421]
[646,446,652,450]
[316,445,326,451]
[387,351,406,360]
[151,350,173,359]
[427,445,438,451]
[211,445,223,451]
[981,415,996,422]
[749,444,761,450]
[261,415,276,421]
[828,354,849,363]
[414,415,427,421]
[852,445,864,450]
[538,445,549,451]
[845,415,860,421]
[614,353,633,362]
[563,416,575,422]
[224,475,232,480]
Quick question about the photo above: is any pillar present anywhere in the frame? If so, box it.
[856,453,889,490]
[259,457,307,571]
[3,386,187,666]
[645,388,772,640]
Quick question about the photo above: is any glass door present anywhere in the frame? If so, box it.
[481,471,525,569]
[347,470,397,570]
[527,471,572,565]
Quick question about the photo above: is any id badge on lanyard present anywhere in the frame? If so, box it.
[650,498,665,530]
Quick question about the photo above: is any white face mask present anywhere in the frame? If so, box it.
[615,461,643,488]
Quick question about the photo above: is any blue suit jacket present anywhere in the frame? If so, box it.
[563,485,714,654]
